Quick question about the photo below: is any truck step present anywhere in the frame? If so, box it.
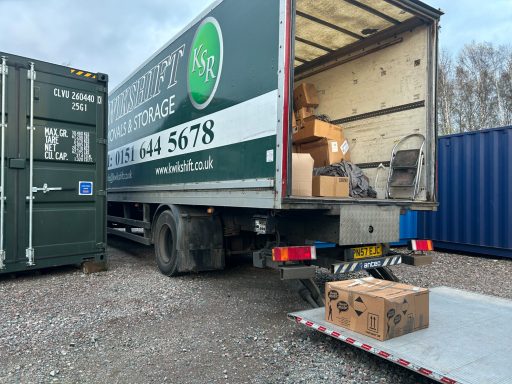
[279,265,317,280]
[400,254,433,266]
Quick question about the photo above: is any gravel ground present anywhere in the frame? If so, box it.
[0,240,510,384]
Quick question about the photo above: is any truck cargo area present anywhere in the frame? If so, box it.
[289,287,512,384]
[289,0,438,205]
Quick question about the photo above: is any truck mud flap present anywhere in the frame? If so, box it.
[174,206,225,273]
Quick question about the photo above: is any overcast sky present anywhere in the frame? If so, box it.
[0,0,510,89]
[428,0,512,54]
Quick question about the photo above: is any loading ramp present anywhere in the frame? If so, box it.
[288,287,512,384]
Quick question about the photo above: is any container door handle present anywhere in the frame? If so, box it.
[32,183,63,194]
[0,56,7,269]
[25,62,36,266]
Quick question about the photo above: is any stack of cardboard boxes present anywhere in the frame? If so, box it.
[292,83,351,198]
[325,277,429,341]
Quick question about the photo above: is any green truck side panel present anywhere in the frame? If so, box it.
[109,136,276,187]
[0,52,107,274]
[108,0,281,189]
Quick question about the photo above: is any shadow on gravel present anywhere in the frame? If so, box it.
[108,234,258,271]
[107,235,150,256]
[0,264,80,282]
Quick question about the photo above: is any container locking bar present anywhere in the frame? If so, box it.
[32,183,63,194]
[26,62,36,266]
[0,56,7,269]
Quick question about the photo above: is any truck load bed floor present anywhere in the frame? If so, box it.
[288,287,512,384]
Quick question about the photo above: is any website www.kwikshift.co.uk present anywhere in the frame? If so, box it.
[155,156,214,175]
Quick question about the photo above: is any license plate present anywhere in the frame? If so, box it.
[352,245,383,259]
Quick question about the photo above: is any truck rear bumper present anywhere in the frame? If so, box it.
[331,255,402,274]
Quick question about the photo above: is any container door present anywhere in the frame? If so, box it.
[4,61,106,271]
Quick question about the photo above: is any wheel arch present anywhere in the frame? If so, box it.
[151,204,225,274]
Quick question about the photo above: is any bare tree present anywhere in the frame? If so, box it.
[437,42,512,135]
[499,53,512,124]
[438,49,455,135]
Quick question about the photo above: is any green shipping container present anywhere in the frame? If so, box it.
[0,53,108,274]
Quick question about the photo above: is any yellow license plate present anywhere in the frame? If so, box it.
[352,245,383,259]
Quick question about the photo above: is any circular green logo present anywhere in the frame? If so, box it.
[188,17,223,110]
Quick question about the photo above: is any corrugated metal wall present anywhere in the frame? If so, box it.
[419,127,512,258]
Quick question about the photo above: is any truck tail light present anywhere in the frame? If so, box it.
[272,246,317,262]
[410,240,433,251]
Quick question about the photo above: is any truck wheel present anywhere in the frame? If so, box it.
[154,210,179,276]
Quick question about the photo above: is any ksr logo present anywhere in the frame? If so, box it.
[191,43,217,83]
[188,17,223,110]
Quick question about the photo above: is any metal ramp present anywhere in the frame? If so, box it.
[288,287,512,384]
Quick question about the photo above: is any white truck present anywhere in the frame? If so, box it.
[107,0,441,301]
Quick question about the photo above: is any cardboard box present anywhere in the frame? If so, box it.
[312,176,349,197]
[291,153,314,197]
[299,138,344,167]
[296,106,315,120]
[293,117,344,144]
[335,176,350,197]
[294,83,319,109]
[296,118,304,131]
[292,112,297,133]
[325,277,429,341]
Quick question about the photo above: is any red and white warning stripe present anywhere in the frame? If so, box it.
[291,315,458,384]
[382,256,401,267]
[332,256,402,275]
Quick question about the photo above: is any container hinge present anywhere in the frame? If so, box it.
[96,242,106,249]
[0,61,7,76]
[97,138,107,145]
[26,247,35,266]
[27,66,36,81]
[97,190,107,196]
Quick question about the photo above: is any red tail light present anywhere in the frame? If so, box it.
[272,246,317,262]
[410,240,434,251]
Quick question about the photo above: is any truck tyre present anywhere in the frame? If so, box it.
[154,210,179,276]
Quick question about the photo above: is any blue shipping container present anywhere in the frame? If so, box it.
[392,211,418,246]
[419,127,512,258]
